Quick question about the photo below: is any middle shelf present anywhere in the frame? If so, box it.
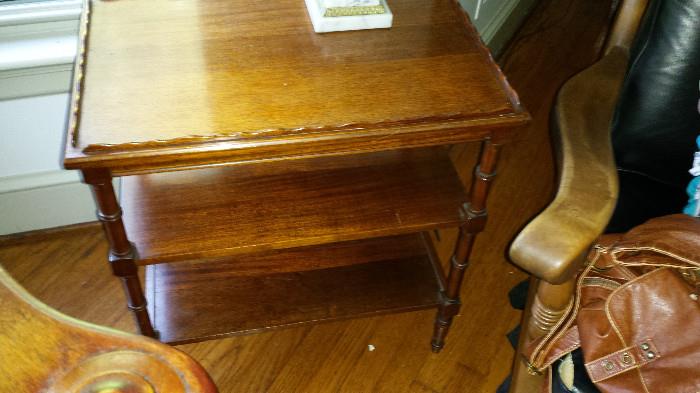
[121,147,467,265]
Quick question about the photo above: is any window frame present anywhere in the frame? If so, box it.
[0,0,82,100]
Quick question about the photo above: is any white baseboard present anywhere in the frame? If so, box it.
[0,171,118,235]
[482,0,538,57]
[0,169,79,193]
[479,0,520,44]
[0,0,81,100]
[460,0,538,57]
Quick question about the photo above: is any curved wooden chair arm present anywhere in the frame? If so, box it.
[603,0,650,56]
[0,266,217,393]
[509,47,630,284]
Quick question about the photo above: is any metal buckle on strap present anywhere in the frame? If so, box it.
[525,360,544,376]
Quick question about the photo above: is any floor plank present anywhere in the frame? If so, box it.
[0,0,616,391]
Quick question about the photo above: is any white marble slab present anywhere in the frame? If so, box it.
[305,0,392,33]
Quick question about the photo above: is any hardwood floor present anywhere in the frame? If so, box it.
[0,0,615,391]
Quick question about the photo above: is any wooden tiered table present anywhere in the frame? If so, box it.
[63,0,529,350]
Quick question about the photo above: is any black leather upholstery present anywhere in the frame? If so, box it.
[608,0,700,232]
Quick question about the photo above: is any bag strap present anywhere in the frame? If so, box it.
[612,214,700,268]
[524,247,606,372]
[524,215,700,373]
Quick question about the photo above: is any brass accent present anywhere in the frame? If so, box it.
[621,352,633,365]
[640,343,650,351]
[127,303,149,312]
[97,209,123,223]
[450,255,469,270]
[474,165,497,180]
[324,5,386,17]
[459,202,487,219]
[602,360,615,371]
[526,361,543,376]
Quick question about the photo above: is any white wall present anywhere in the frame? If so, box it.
[0,93,96,234]
[1,93,71,177]
[0,0,93,235]
[0,0,535,235]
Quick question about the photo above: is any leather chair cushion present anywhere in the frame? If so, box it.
[608,0,700,232]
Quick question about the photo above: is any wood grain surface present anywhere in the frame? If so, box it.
[71,0,529,347]
[121,148,466,264]
[4,1,615,391]
[146,234,441,344]
[63,0,528,173]
[0,264,216,393]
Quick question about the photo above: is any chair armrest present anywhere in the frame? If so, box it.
[603,0,649,55]
[0,266,217,392]
[509,47,629,284]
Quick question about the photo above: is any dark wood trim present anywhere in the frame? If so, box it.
[431,140,502,352]
[81,168,156,337]
[64,116,528,175]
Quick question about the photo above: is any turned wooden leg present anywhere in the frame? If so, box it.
[81,168,156,338]
[431,140,502,352]
[509,278,576,393]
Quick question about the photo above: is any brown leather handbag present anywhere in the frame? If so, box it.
[524,215,700,393]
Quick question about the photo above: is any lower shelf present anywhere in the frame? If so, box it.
[145,234,442,345]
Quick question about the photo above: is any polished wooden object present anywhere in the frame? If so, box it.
[64,0,527,174]
[82,168,155,337]
[3,0,616,391]
[508,1,649,391]
[63,0,529,348]
[508,48,627,284]
[0,266,216,393]
[431,140,502,351]
[147,234,442,344]
[122,148,466,265]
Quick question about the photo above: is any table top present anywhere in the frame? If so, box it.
[64,0,529,173]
